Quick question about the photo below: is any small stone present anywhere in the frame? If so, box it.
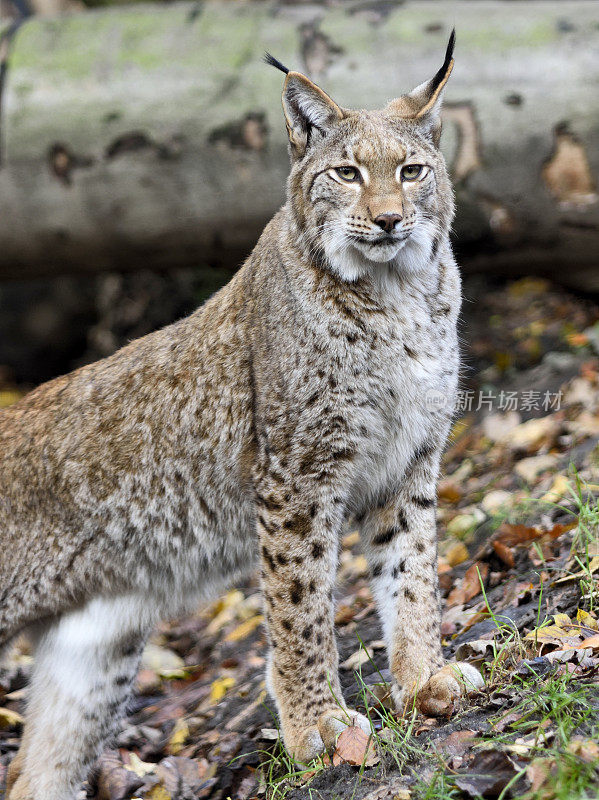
[481,489,512,514]
[447,460,474,483]
[141,643,185,673]
[482,411,521,443]
[447,514,479,539]
[514,454,557,483]
[502,416,560,451]
[542,351,579,372]
[565,377,596,408]
[540,474,570,504]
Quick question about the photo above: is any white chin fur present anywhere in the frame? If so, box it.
[351,239,406,263]
[324,221,436,283]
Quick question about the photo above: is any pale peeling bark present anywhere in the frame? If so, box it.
[1,0,598,290]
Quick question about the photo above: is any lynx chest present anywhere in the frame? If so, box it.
[346,296,458,507]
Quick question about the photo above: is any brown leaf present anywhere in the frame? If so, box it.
[96,751,144,800]
[438,480,462,504]
[492,540,515,568]
[496,523,541,547]
[568,738,599,763]
[446,542,470,567]
[434,729,478,757]
[526,758,553,794]
[454,639,496,664]
[332,725,379,767]
[454,750,523,798]
[496,521,575,548]
[447,562,489,607]
[156,756,213,797]
[493,710,523,733]
[335,604,356,625]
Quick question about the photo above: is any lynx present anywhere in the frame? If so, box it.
[1,32,482,799]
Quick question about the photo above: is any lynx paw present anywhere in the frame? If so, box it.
[416,662,484,716]
[291,708,371,764]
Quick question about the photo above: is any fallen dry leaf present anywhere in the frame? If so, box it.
[454,750,523,798]
[124,752,156,778]
[526,758,553,794]
[167,718,189,755]
[332,725,379,767]
[524,612,599,654]
[500,415,560,451]
[447,562,489,607]
[341,647,374,671]
[209,676,235,704]
[492,540,515,568]
[567,738,599,763]
[455,639,496,664]
[224,614,264,642]
[446,541,469,567]
[141,643,185,675]
[438,480,462,504]
[97,751,144,800]
[576,608,598,630]
[0,707,24,729]
[156,756,208,796]
[361,782,411,799]
[515,454,558,483]
[433,729,478,757]
[334,603,356,625]
[145,786,171,800]
[555,555,599,584]
[496,522,573,548]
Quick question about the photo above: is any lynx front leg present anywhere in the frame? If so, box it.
[257,491,369,764]
[362,449,482,715]
[8,596,155,800]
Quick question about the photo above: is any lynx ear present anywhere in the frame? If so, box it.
[388,30,455,146]
[282,73,344,156]
[265,53,344,157]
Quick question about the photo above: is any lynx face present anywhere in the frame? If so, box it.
[290,113,453,280]
[269,35,455,281]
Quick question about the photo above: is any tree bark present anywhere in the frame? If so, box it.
[1,0,598,291]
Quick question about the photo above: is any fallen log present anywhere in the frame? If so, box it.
[1,0,598,290]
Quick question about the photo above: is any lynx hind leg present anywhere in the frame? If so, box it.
[6,737,28,798]
[8,596,154,800]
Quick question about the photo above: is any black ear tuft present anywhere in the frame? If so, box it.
[429,29,455,96]
[264,52,290,75]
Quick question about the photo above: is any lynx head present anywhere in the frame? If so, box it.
[266,33,455,281]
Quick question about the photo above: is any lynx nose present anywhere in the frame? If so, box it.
[373,213,402,233]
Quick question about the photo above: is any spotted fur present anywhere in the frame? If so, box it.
[1,34,481,799]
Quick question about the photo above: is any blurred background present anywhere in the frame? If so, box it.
[0,0,598,393]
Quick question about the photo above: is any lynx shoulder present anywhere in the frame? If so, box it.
[1,32,481,800]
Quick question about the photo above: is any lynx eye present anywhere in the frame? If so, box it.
[401,164,424,181]
[334,166,360,182]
